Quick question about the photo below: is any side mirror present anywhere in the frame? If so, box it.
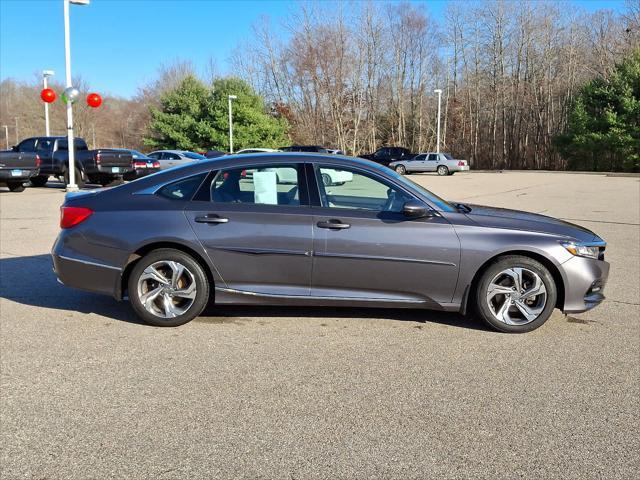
[402,200,435,219]
[11,145,17,152]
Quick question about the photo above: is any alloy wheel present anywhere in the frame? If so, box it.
[486,267,547,325]
[137,260,197,318]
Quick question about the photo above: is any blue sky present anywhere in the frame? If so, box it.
[0,0,628,99]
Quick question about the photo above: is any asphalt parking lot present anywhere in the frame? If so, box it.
[1,172,638,479]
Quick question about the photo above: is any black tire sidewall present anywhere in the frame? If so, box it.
[475,255,557,333]
[7,182,25,192]
[322,173,332,186]
[128,249,210,327]
[30,175,49,187]
[63,167,85,188]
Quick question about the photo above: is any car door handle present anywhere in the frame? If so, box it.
[317,219,350,230]
[195,214,229,224]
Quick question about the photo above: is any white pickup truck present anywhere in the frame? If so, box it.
[390,153,470,176]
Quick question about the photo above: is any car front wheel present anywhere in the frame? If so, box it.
[128,249,210,327]
[395,164,407,175]
[474,255,557,333]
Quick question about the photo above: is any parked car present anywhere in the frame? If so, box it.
[360,147,415,166]
[111,149,161,181]
[390,153,470,176]
[0,149,40,192]
[53,154,609,333]
[236,148,280,154]
[13,136,133,188]
[204,150,226,159]
[280,145,329,153]
[147,150,207,170]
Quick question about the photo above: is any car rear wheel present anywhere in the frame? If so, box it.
[63,167,85,188]
[7,181,25,192]
[437,165,449,176]
[128,249,209,327]
[30,175,49,187]
[395,164,407,175]
[474,255,557,333]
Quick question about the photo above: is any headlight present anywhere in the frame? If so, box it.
[561,241,604,260]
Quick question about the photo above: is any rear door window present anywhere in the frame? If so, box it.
[427,154,438,161]
[211,164,303,207]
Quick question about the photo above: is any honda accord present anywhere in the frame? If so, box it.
[52,154,609,332]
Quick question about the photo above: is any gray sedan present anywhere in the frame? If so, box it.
[52,154,608,333]
[147,150,207,170]
[390,152,470,176]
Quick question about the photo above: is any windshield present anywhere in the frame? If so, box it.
[386,168,456,212]
[183,152,207,160]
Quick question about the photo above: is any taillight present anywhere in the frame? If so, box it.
[96,153,102,165]
[35,154,42,168]
[458,161,465,166]
[60,206,93,229]
[133,161,146,168]
[152,161,160,169]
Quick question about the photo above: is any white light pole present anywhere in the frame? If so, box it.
[43,70,55,136]
[63,0,90,192]
[2,125,8,150]
[434,89,442,154]
[228,95,237,153]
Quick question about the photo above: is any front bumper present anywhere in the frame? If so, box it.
[561,255,610,313]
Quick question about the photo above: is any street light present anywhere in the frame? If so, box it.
[2,125,8,150]
[43,70,55,136]
[63,0,90,192]
[434,89,442,154]
[228,95,237,153]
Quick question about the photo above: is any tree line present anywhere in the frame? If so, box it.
[1,0,638,170]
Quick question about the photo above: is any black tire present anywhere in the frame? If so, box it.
[321,172,332,187]
[30,175,49,187]
[99,177,123,187]
[63,167,85,188]
[437,165,449,176]
[7,182,25,192]
[474,255,557,333]
[395,164,407,175]
[128,248,210,327]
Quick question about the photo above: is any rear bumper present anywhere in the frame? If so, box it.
[87,165,134,176]
[451,165,470,172]
[0,167,40,182]
[561,256,610,313]
[51,233,123,298]
[124,167,160,180]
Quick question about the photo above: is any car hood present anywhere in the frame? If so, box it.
[461,203,599,242]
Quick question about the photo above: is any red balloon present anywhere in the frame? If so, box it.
[86,93,102,108]
[40,88,56,103]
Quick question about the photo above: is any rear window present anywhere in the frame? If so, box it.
[183,152,206,160]
[157,173,208,201]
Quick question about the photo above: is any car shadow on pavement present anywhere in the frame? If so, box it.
[0,254,144,325]
[0,254,488,331]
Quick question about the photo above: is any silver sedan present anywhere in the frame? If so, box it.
[391,153,470,176]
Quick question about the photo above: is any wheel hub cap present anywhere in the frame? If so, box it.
[486,267,547,325]
[137,260,197,318]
